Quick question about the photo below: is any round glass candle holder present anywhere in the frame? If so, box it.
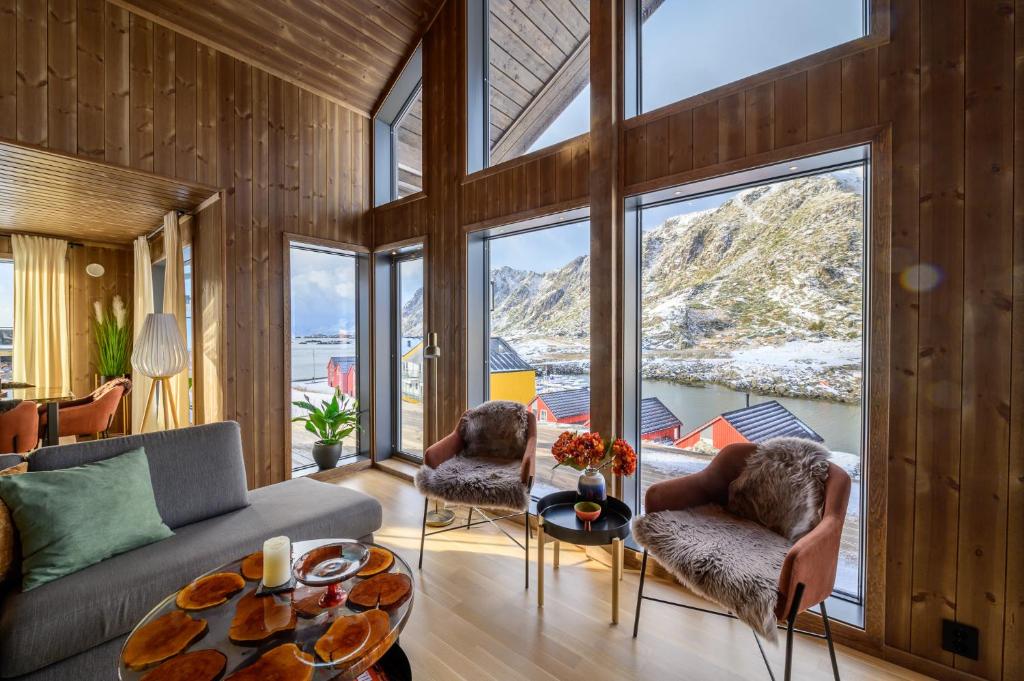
[292,542,370,608]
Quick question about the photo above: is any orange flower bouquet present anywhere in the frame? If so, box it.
[551,431,637,477]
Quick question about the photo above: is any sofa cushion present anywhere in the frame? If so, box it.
[0,462,27,584]
[27,422,249,530]
[0,477,382,678]
[0,448,173,591]
[0,456,21,471]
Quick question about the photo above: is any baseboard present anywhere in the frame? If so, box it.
[880,647,990,681]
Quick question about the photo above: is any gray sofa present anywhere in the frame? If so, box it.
[0,421,382,680]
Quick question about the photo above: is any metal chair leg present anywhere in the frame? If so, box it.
[418,497,428,569]
[524,511,530,589]
[820,601,841,681]
[633,549,649,638]
[466,507,473,529]
[752,630,777,681]
[783,582,804,681]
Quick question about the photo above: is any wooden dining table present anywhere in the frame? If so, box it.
[1,385,76,447]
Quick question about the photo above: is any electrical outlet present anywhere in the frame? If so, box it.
[941,619,979,660]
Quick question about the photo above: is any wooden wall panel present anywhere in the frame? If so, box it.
[956,2,1013,677]
[76,0,104,159]
[0,0,372,490]
[47,0,77,153]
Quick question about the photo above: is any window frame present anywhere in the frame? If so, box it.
[283,235,371,477]
[466,0,591,173]
[624,146,872,621]
[390,247,425,462]
[625,0,873,118]
[374,45,423,205]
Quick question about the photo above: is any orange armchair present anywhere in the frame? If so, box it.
[634,442,850,681]
[0,400,39,453]
[415,401,537,588]
[39,378,132,440]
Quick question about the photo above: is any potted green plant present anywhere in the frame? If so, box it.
[291,389,360,470]
[92,295,132,383]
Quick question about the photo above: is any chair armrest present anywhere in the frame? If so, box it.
[775,462,851,619]
[643,442,755,513]
[644,468,725,513]
[519,413,537,485]
[424,428,463,469]
[775,515,844,619]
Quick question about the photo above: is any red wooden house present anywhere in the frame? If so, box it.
[673,400,823,450]
[529,388,681,442]
[326,356,357,397]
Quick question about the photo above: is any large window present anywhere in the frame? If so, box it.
[374,47,423,205]
[469,0,590,170]
[478,217,591,496]
[636,0,866,113]
[630,149,869,609]
[393,87,423,199]
[288,242,361,476]
[0,260,12,381]
[395,252,424,458]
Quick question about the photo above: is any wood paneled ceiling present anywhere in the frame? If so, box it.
[109,0,446,117]
[0,142,218,244]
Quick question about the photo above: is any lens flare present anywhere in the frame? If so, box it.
[899,263,943,292]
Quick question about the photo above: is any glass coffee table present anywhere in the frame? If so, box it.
[536,491,632,624]
[118,538,414,681]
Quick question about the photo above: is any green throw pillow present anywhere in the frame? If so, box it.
[0,447,174,591]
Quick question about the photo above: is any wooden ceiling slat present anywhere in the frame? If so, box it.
[0,140,216,244]
[113,0,446,117]
[136,0,381,110]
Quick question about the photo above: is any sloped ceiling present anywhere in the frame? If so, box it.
[110,0,446,116]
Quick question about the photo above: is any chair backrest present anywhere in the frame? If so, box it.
[458,400,530,460]
[726,437,832,541]
[0,401,39,453]
[27,421,249,529]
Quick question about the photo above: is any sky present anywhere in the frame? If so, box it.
[290,247,357,336]
[523,0,864,152]
[0,262,11,329]
[488,219,590,273]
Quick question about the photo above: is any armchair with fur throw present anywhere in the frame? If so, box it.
[414,400,537,585]
[631,438,850,681]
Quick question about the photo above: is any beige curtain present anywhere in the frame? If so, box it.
[131,236,157,433]
[161,212,190,428]
[12,235,70,393]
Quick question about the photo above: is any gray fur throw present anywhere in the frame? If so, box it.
[458,400,529,460]
[727,436,830,541]
[415,455,529,512]
[631,504,792,639]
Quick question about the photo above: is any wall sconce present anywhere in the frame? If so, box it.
[85,263,105,278]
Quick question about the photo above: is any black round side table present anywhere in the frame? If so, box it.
[535,491,633,624]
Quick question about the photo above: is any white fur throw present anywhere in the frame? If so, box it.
[415,456,529,512]
[458,400,529,460]
[631,504,792,639]
[726,437,831,541]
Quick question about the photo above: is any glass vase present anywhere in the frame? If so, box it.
[576,467,607,505]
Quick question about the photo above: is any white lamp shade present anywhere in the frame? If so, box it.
[132,313,189,378]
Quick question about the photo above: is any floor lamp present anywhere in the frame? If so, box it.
[132,313,189,431]
[423,332,454,527]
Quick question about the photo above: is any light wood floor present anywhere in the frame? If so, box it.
[334,469,932,681]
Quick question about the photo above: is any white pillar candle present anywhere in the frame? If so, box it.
[262,536,291,588]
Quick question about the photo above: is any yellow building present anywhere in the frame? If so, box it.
[488,337,536,405]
